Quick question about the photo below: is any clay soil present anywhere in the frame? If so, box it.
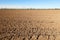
[0,9,60,40]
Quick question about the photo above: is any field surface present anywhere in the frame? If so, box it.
[0,9,60,40]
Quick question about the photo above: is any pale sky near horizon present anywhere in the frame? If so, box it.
[0,0,60,8]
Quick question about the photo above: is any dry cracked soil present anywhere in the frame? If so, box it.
[0,9,60,40]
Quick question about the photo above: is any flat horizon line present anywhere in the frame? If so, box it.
[0,8,60,10]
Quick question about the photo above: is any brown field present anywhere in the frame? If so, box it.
[0,9,60,40]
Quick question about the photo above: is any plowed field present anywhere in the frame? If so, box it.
[0,9,60,40]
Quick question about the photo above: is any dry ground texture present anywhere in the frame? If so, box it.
[0,9,60,40]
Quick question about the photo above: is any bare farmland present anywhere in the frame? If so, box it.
[0,9,60,40]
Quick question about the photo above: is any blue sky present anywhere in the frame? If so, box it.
[0,0,60,8]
